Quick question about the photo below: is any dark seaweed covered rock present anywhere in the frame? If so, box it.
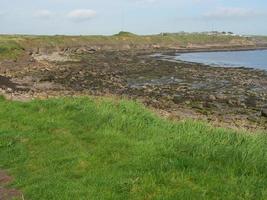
[261,105,267,117]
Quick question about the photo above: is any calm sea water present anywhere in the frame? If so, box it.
[175,50,267,70]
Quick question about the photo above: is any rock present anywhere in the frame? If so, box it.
[208,95,216,101]
[245,96,258,107]
[215,94,227,101]
[6,88,13,93]
[240,103,247,109]
[35,48,40,54]
[227,99,234,106]
[192,103,204,110]
[247,115,259,122]
[261,105,267,117]
[173,95,184,104]
[88,48,97,54]
[103,63,110,68]
[152,44,161,49]
[185,100,191,105]
[76,47,87,54]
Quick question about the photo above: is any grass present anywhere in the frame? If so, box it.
[0,32,253,60]
[21,33,250,47]
[252,36,267,43]
[0,96,266,200]
[0,36,24,60]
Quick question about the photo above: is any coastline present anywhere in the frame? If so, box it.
[158,44,267,54]
[0,45,266,131]
[151,48,267,72]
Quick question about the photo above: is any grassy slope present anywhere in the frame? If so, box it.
[0,97,266,200]
[0,33,253,60]
[22,33,242,47]
[0,36,24,60]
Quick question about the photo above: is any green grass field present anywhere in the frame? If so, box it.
[0,96,266,200]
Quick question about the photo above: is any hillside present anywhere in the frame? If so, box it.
[0,32,260,60]
[0,97,266,200]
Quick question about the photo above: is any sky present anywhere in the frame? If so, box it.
[0,0,267,35]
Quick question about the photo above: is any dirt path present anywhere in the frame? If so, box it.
[0,170,23,200]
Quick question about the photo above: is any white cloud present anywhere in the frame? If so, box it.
[34,10,53,19]
[67,9,97,22]
[204,7,264,19]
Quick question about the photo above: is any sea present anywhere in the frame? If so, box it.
[173,49,267,70]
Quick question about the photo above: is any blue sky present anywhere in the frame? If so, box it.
[0,0,266,35]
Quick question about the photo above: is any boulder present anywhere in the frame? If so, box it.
[208,95,216,101]
[76,47,87,54]
[173,95,184,104]
[245,96,258,107]
[88,48,97,54]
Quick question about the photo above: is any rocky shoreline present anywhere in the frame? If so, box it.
[0,47,266,131]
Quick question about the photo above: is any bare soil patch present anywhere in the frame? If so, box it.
[0,170,22,200]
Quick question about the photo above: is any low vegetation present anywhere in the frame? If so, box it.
[0,96,266,199]
[0,32,254,60]
[258,36,267,42]
[0,36,24,60]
